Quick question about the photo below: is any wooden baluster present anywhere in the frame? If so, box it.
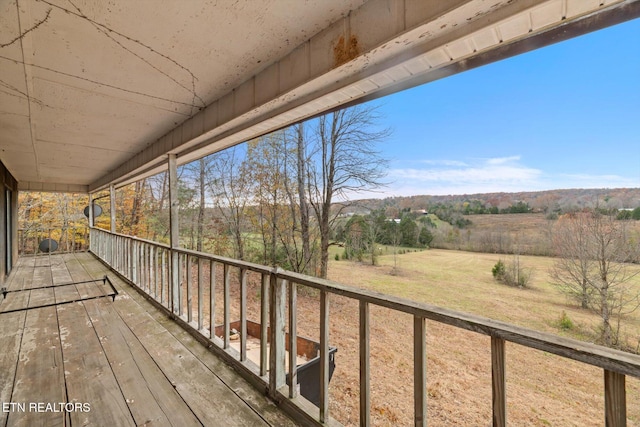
[240,268,248,362]
[260,273,269,377]
[320,290,330,423]
[288,281,297,398]
[198,258,204,331]
[492,337,506,427]
[359,300,370,427]
[223,263,230,349]
[604,369,626,427]
[269,270,286,398]
[414,315,426,427]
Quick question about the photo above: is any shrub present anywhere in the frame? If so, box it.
[334,253,340,261]
[492,257,532,288]
[492,260,506,281]
[558,311,574,330]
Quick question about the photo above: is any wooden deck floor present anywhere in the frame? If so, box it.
[0,252,298,427]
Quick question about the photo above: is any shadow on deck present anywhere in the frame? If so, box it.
[0,253,298,427]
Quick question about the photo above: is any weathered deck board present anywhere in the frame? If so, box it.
[0,257,34,427]
[75,252,299,427]
[8,305,67,427]
[77,260,270,426]
[0,253,298,427]
[63,253,202,427]
[56,301,136,426]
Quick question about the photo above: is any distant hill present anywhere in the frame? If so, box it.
[343,188,640,215]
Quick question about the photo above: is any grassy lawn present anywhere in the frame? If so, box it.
[325,248,640,425]
[329,248,640,350]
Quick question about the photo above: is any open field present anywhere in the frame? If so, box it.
[432,213,640,256]
[320,249,640,426]
[205,240,640,425]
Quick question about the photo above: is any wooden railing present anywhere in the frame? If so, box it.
[90,227,639,427]
[18,227,89,255]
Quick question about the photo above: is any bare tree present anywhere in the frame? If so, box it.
[307,105,391,278]
[246,131,306,269]
[207,147,250,260]
[293,122,314,273]
[550,209,640,347]
[550,212,594,309]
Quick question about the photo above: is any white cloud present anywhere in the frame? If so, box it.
[372,156,637,198]
[419,159,468,167]
[387,156,541,194]
[486,155,521,165]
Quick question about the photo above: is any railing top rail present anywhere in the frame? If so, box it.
[91,227,274,273]
[176,247,274,274]
[91,227,171,250]
[19,226,88,231]
[91,227,640,378]
[277,269,640,378]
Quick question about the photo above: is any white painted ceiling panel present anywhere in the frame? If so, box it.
[0,0,635,191]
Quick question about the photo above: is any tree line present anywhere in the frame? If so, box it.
[335,210,433,264]
[58,105,390,279]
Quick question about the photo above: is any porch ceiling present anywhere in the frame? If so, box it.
[1,0,638,193]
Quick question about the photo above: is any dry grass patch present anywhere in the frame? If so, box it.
[326,249,640,426]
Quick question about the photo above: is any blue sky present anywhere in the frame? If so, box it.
[371,17,640,197]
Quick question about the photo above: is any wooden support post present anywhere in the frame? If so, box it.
[88,193,94,228]
[320,289,330,423]
[168,154,180,314]
[414,315,426,427]
[269,269,286,398]
[359,300,371,427]
[604,369,626,427]
[288,280,297,398]
[492,337,506,427]
[109,184,116,232]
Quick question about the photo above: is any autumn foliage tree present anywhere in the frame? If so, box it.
[18,192,89,252]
